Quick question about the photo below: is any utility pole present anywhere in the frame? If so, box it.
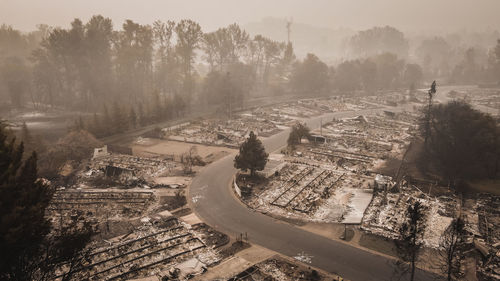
[286,18,293,44]
[226,72,232,120]
[320,118,322,136]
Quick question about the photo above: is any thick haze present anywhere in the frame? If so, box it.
[1,0,500,32]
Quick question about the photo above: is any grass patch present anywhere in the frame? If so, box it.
[159,193,187,210]
[359,233,397,257]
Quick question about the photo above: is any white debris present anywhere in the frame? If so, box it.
[191,195,203,203]
[293,252,313,264]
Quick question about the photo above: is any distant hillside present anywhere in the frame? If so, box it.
[244,17,354,64]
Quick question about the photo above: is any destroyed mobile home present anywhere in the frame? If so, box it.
[240,110,416,225]
[45,150,229,280]
[53,217,226,281]
[91,153,173,185]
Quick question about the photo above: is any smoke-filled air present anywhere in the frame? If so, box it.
[0,1,499,281]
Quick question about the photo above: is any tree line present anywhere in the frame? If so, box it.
[348,26,500,85]
[0,17,295,111]
[2,18,500,139]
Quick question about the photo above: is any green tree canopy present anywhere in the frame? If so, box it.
[234,131,268,177]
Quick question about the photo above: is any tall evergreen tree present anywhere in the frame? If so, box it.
[175,19,203,103]
[102,104,111,134]
[129,107,137,128]
[137,102,146,126]
[234,131,268,177]
[112,102,128,133]
[0,124,51,280]
[0,122,93,280]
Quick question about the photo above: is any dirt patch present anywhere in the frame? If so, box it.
[158,191,187,211]
[374,139,427,180]
[172,207,192,217]
[300,222,346,240]
[154,176,191,187]
[179,213,202,225]
[132,139,235,163]
[373,157,401,178]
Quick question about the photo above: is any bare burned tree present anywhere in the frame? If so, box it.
[438,217,467,281]
[423,80,436,146]
[181,146,204,174]
[395,201,426,281]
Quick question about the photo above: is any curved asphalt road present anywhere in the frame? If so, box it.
[189,107,443,281]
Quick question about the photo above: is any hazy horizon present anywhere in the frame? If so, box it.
[1,0,500,33]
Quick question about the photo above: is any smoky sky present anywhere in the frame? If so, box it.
[1,0,499,32]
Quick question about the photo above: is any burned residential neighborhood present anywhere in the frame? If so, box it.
[1,1,500,281]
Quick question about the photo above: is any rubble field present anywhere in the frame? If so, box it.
[228,256,339,281]
[45,89,498,280]
[163,115,283,148]
[475,194,500,280]
[47,189,155,221]
[448,88,500,111]
[156,91,420,151]
[361,182,458,248]
[158,93,404,149]
[79,149,184,189]
[55,217,226,281]
[90,153,176,179]
[240,110,417,225]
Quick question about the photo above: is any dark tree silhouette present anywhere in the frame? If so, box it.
[396,201,426,281]
[289,53,329,96]
[287,122,311,147]
[439,217,467,281]
[0,122,92,280]
[421,100,500,187]
[423,80,436,145]
[348,26,409,58]
[234,131,268,177]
